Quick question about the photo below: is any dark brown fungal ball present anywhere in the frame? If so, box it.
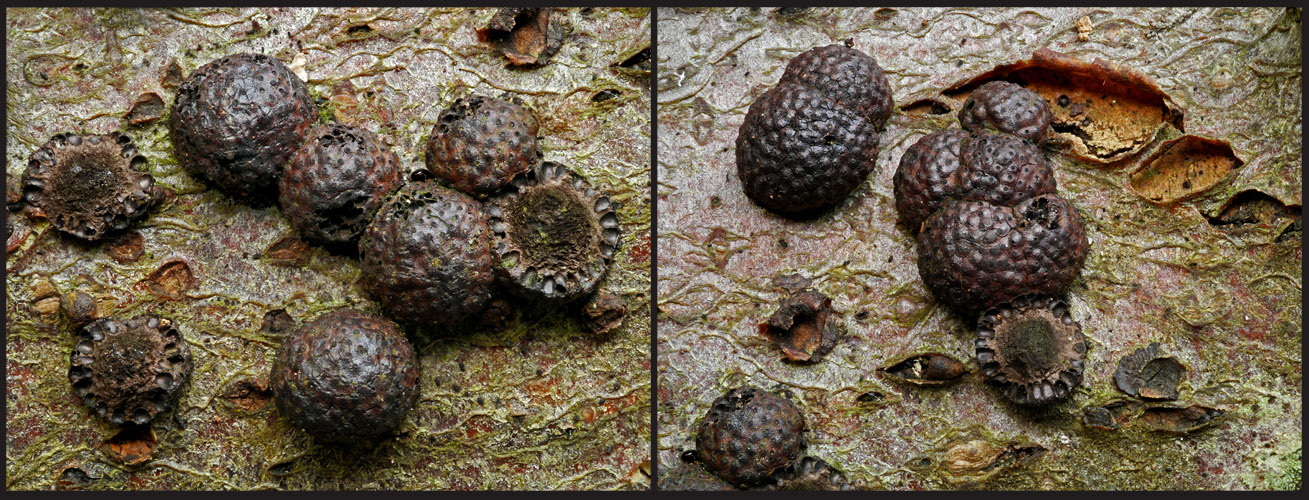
[68,316,192,426]
[425,95,541,198]
[696,386,806,486]
[780,44,894,130]
[975,295,1087,406]
[359,181,495,324]
[21,132,156,241]
[169,53,315,201]
[893,129,1056,233]
[917,195,1088,320]
[488,162,619,302]
[270,309,419,444]
[959,80,1053,143]
[279,123,404,245]
[736,82,881,216]
[759,289,840,363]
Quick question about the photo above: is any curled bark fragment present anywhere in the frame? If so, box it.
[1140,405,1225,434]
[937,438,1045,485]
[759,289,840,363]
[1081,399,1143,430]
[124,92,165,126]
[477,8,564,67]
[106,230,144,263]
[101,425,157,466]
[142,260,196,299]
[582,291,627,335]
[1129,135,1243,205]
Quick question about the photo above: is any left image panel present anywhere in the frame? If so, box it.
[5,7,652,490]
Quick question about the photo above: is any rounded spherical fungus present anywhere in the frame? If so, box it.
[488,162,619,302]
[893,129,1056,233]
[270,309,419,443]
[169,53,316,201]
[424,95,541,198]
[359,181,495,324]
[736,44,892,217]
[279,123,404,246]
[958,80,1053,143]
[68,316,192,426]
[696,386,806,486]
[779,44,894,130]
[21,132,156,241]
[917,195,1088,320]
[736,82,881,216]
[975,295,1087,406]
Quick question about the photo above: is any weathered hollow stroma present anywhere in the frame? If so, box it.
[22,132,156,241]
[488,162,619,302]
[68,316,192,427]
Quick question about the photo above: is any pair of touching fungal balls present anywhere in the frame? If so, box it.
[29,52,620,444]
[736,44,1089,406]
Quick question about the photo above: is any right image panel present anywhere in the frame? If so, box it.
[656,7,1301,490]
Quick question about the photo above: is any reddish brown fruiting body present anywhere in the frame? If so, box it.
[696,386,806,486]
[169,53,315,201]
[279,123,404,245]
[893,129,1056,233]
[736,45,893,216]
[917,195,1088,320]
[425,95,541,198]
[359,181,495,325]
[270,309,419,443]
[959,80,1053,143]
